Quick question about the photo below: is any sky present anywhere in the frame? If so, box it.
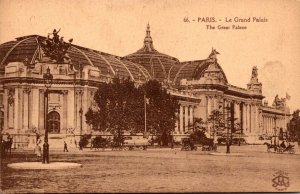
[0,0,299,111]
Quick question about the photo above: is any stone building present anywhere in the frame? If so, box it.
[0,25,290,148]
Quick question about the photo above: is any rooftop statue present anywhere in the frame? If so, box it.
[272,94,286,108]
[251,66,258,79]
[39,29,73,63]
[249,66,259,84]
[207,48,220,63]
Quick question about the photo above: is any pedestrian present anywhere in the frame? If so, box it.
[79,139,83,150]
[34,143,42,159]
[75,139,77,148]
[64,141,68,152]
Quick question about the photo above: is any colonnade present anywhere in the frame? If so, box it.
[262,114,287,135]
[175,104,195,134]
[206,96,261,136]
[3,86,90,135]
[175,95,262,136]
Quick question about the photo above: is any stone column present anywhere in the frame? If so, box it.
[253,104,257,134]
[28,88,33,129]
[251,104,256,134]
[23,88,31,130]
[62,90,68,134]
[31,89,39,129]
[67,89,75,130]
[266,116,268,134]
[189,106,193,130]
[179,105,183,133]
[83,87,89,132]
[234,102,240,123]
[256,106,260,134]
[184,105,189,132]
[248,104,252,133]
[223,100,228,130]
[270,116,273,135]
[207,96,212,118]
[175,111,179,133]
[14,88,20,131]
[38,89,45,131]
[3,88,8,130]
[270,116,272,134]
[7,88,15,130]
[242,103,246,132]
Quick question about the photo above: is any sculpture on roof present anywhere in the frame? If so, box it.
[272,94,286,108]
[251,66,258,79]
[39,29,73,63]
[207,48,220,63]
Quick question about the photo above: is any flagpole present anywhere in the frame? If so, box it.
[144,94,147,133]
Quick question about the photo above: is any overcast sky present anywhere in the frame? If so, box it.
[0,0,299,111]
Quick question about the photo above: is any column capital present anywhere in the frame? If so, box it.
[39,89,46,94]
[75,89,84,96]
[23,87,31,94]
[62,90,68,95]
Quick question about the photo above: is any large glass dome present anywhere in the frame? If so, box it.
[124,24,179,83]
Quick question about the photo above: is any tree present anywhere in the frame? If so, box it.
[288,109,300,141]
[193,117,205,132]
[140,80,178,146]
[85,78,179,146]
[85,77,144,146]
[207,110,224,137]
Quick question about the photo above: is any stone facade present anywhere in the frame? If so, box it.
[0,25,290,148]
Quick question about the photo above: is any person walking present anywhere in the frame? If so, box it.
[34,143,42,159]
[64,141,68,152]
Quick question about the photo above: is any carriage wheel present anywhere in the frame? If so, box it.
[123,147,129,151]
[289,149,295,154]
[279,148,283,154]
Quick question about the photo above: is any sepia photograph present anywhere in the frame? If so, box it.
[0,0,300,193]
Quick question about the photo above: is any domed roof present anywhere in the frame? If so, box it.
[124,24,179,82]
[0,35,150,82]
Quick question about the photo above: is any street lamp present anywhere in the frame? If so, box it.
[79,108,83,135]
[43,67,53,164]
[225,105,231,153]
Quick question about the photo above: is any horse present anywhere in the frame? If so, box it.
[264,142,277,152]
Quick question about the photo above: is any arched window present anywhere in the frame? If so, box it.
[47,111,60,133]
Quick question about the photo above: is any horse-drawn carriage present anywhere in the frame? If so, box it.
[201,138,217,151]
[181,138,197,151]
[264,141,295,154]
[180,137,217,151]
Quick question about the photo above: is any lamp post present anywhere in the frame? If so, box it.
[43,67,53,164]
[79,108,83,135]
[225,105,231,153]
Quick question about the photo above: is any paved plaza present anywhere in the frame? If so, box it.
[1,145,300,193]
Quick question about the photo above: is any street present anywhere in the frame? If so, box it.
[1,145,300,193]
